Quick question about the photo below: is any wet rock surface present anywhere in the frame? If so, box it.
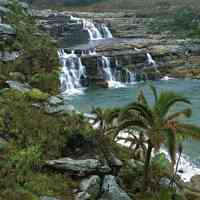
[76,175,101,200]
[46,157,111,176]
[100,175,132,200]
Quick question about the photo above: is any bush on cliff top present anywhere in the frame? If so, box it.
[1,0,60,94]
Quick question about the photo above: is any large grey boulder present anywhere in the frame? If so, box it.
[0,0,9,6]
[100,175,132,200]
[0,23,15,35]
[0,6,9,16]
[47,96,63,106]
[46,158,111,176]
[6,80,32,92]
[45,104,75,114]
[76,175,101,200]
[0,51,19,62]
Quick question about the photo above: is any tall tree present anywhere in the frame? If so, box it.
[115,85,200,190]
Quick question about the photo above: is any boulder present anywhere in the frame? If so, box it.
[76,175,101,200]
[0,6,9,16]
[100,175,132,200]
[0,51,19,62]
[45,104,75,114]
[0,23,15,35]
[0,0,8,6]
[47,96,63,106]
[46,157,111,176]
[6,80,32,92]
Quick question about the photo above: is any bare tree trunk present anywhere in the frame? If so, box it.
[143,140,153,190]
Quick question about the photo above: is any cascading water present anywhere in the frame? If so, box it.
[70,15,113,41]
[101,24,113,39]
[146,53,156,66]
[58,49,86,95]
[101,56,135,88]
[102,56,115,81]
[126,69,136,83]
[83,19,103,40]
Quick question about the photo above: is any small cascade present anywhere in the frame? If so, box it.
[101,56,115,81]
[58,49,86,95]
[88,49,97,55]
[101,24,113,39]
[146,53,156,66]
[126,69,136,83]
[101,56,135,88]
[69,15,113,41]
[83,19,103,40]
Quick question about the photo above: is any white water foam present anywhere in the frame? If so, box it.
[58,49,86,95]
[101,56,125,88]
[161,76,175,81]
[70,15,113,41]
[146,53,156,66]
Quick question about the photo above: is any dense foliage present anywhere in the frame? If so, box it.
[0,89,94,199]
[0,0,60,94]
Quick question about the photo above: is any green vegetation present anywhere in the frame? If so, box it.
[0,89,93,199]
[149,6,200,38]
[112,85,200,190]
[0,0,60,94]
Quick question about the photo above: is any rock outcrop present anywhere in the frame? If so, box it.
[100,175,132,200]
[46,157,111,176]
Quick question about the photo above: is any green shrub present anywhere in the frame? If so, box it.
[26,89,50,102]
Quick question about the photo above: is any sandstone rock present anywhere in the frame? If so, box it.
[46,157,111,176]
[6,80,32,92]
[0,5,9,16]
[76,175,101,200]
[100,175,132,200]
[47,96,63,105]
[0,23,15,35]
[0,0,8,6]
[0,51,19,61]
[45,104,75,114]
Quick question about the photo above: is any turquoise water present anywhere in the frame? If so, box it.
[64,79,200,165]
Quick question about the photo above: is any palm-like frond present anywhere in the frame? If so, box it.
[165,108,192,122]
[122,102,154,125]
[154,91,191,119]
[176,123,200,140]
[148,83,158,102]
[163,128,176,164]
[137,90,148,106]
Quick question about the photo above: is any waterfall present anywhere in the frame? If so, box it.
[146,53,156,66]
[126,69,136,83]
[83,19,103,40]
[102,56,115,81]
[101,56,134,88]
[101,24,113,39]
[58,49,86,95]
[69,15,113,41]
